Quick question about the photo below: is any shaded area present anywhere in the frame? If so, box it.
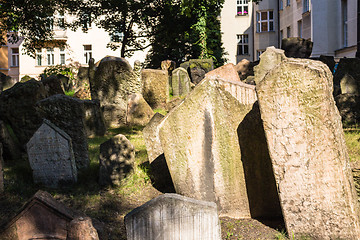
[237,102,284,227]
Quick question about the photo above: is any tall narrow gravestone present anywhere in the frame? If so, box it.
[125,194,221,240]
[256,47,360,239]
[171,67,191,97]
[27,119,77,188]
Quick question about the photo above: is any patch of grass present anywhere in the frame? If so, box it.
[154,108,168,116]
[344,131,360,162]
[65,90,75,97]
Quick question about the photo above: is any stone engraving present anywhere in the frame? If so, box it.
[256,47,360,239]
[27,119,77,188]
[125,194,221,240]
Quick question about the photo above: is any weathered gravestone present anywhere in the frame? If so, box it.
[335,93,360,125]
[83,99,107,137]
[0,142,3,193]
[171,67,191,97]
[0,80,49,146]
[255,47,360,239]
[340,73,359,95]
[90,56,141,127]
[0,120,21,161]
[27,119,77,188]
[125,194,221,240]
[143,113,165,164]
[40,75,65,96]
[158,77,253,218]
[0,190,99,240]
[281,37,313,58]
[99,134,135,186]
[141,69,169,109]
[205,63,241,82]
[333,58,360,96]
[0,72,15,92]
[126,93,154,126]
[36,94,91,169]
[189,59,214,84]
[161,60,176,92]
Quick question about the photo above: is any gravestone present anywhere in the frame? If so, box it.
[206,63,241,82]
[0,80,49,146]
[68,217,99,240]
[83,99,107,137]
[340,73,359,95]
[189,59,214,84]
[141,69,169,108]
[335,93,360,125]
[0,142,3,193]
[235,59,251,80]
[159,77,253,218]
[161,60,176,92]
[126,93,154,126]
[99,134,135,186]
[27,119,77,188]
[0,72,15,91]
[171,67,191,97]
[281,37,313,58]
[125,194,221,240]
[143,113,165,163]
[333,58,360,96]
[90,56,141,127]
[41,75,66,96]
[36,94,90,169]
[0,120,21,161]
[255,47,360,239]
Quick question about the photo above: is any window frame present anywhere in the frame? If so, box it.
[47,48,55,66]
[286,0,290,6]
[256,11,274,33]
[236,0,249,15]
[11,48,19,67]
[236,34,249,55]
[83,44,92,64]
[303,0,310,13]
[60,47,66,65]
[279,0,283,10]
[36,48,42,66]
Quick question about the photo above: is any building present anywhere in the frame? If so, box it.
[0,13,149,82]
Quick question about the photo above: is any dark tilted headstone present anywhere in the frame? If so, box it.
[189,59,214,84]
[335,93,360,125]
[27,120,77,188]
[281,37,313,58]
[255,47,360,239]
[125,194,221,240]
[99,134,135,186]
[40,75,65,96]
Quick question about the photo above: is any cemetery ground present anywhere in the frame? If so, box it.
[1,121,360,239]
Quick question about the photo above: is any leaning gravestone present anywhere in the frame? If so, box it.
[159,77,253,218]
[189,59,214,84]
[206,63,241,82]
[143,113,165,163]
[0,142,3,193]
[27,120,77,188]
[340,73,359,95]
[255,47,360,239]
[171,67,191,97]
[333,58,360,96]
[125,194,221,240]
[281,37,313,58]
[126,93,154,126]
[90,56,141,127]
[141,69,169,108]
[99,134,135,186]
[36,94,90,169]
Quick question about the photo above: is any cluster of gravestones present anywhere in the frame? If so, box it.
[130,47,360,239]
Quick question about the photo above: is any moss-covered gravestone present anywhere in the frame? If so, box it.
[90,56,141,127]
[189,59,214,84]
[159,77,253,218]
[171,67,191,97]
[141,69,169,109]
[256,47,360,239]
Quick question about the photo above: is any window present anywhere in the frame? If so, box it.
[111,31,124,42]
[47,48,54,65]
[237,0,249,15]
[342,0,348,47]
[237,34,249,55]
[58,13,65,30]
[303,0,309,13]
[36,49,42,66]
[286,0,290,6]
[60,48,65,65]
[279,0,283,10]
[287,26,291,38]
[256,11,274,32]
[11,48,19,67]
[297,20,302,38]
[46,17,54,31]
[257,50,265,60]
[84,45,92,64]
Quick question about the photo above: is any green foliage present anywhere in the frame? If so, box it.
[42,64,74,79]
[20,75,32,83]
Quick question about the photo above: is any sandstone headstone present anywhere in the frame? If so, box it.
[36,94,90,169]
[179,61,190,70]
[335,93,360,125]
[99,134,135,186]
[0,143,3,193]
[0,79,49,146]
[143,112,165,163]
[340,73,359,95]
[256,48,360,239]
[133,60,142,83]
[83,99,107,137]
[255,47,286,85]
[68,217,99,240]
[74,67,91,100]
[159,77,253,218]
[206,63,240,82]
[281,37,313,58]
[90,56,141,127]
[27,120,77,188]
[141,69,169,108]
[125,194,221,240]
[189,59,214,84]
[41,75,65,96]
[126,93,154,126]
[171,67,191,97]
[235,59,251,80]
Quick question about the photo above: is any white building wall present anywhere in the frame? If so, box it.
[220,0,253,64]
